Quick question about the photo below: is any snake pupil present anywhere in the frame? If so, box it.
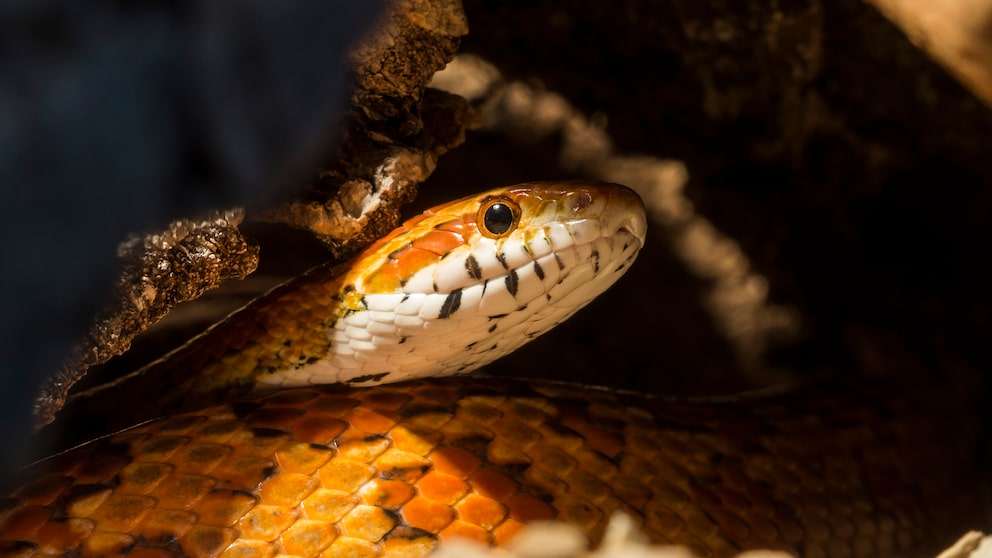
[484,203,514,235]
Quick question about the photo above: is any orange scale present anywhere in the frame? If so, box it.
[34,517,94,554]
[433,217,473,236]
[118,462,174,495]
[521,468,568,499]
[363,262,402,293]
[280,519,338,557]
[316,460,375,493]
[388,424,443,456]
[336,436,391,464]
[469,469,520,502]
[219,538,278,558]
[553,493,604,532]
[490,418,540,448]
[454,402,504,426]
[399,496,455,534]
[528,444,578,476]
[179,525,239,558]
[502,401,546,425]
[561,420,624,458]
[194,420,244,444]
[358,478,416,509]
[505,492,556,523]
[438,418,494,445]
[302,489,359,523]
[320,536,378,558]
[134,509,197,542]
[148,473,216,510]
[73,453,132,485]
[155,415,209,435]
[402,410,453,430]
[1,505,53,540]
[172,443,232,475]
[393,248,441,282]
[338,505,396,542]
[409,229,465,257]
[81,531,135,557]
[563,470,612,505]
[415,472,468,506]
[429,446,482,479]
[87,494,155,533]
[492,518,526,547]
[344,407,396,435]
[129,437,180,463]
[485,442,532,470]
[309,397,360,417]
[290,416,348,446]
[571,448,620,481]
[534,422,585,453]
[11,475,72,506]
[372,449,431,483]
[455,494,507,530]
[259,473,319,508]
[380,528,437,557]
[275,442,333,475]
[63,486,112,518]
[237,505,299,542]
[211,456,277,490]
[360,390,414,413]
[191,490,258,527]
[226,430,288,458]
[439,520,492,546]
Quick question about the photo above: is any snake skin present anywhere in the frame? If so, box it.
[0,377,964,558]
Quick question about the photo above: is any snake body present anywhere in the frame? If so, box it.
[0,182,977,557]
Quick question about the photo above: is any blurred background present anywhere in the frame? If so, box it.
[2,0,991,508]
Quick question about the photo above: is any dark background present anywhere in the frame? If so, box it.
[2,0,990,499]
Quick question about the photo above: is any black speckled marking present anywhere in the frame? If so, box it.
[505,270,519,297]
[496,251,509,270]
[465,254,482,280]
[554,254,566,271]
[591,249,600,273]
[488,323,498,333]
[533,260,545,281]
[438,289,462,319]
[348,372,391,384]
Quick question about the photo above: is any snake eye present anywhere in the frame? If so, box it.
[478,197,520,238]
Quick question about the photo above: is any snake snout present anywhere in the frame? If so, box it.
[602,185,648,246]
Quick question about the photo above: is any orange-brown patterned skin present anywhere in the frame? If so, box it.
[0,377,963,558]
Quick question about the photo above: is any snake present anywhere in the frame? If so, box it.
[0,181,979,558]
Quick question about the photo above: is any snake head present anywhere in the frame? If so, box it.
[306,180,648,385]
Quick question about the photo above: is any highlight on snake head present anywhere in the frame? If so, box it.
[268,180,648,387]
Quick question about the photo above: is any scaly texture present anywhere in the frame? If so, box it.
[54,182,646,442]
[0,377,958,558]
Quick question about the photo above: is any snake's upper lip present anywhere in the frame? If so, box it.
[615,215,647,245]
[604,186,648,245]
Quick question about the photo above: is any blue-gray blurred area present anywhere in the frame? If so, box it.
[0,0,383,472]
